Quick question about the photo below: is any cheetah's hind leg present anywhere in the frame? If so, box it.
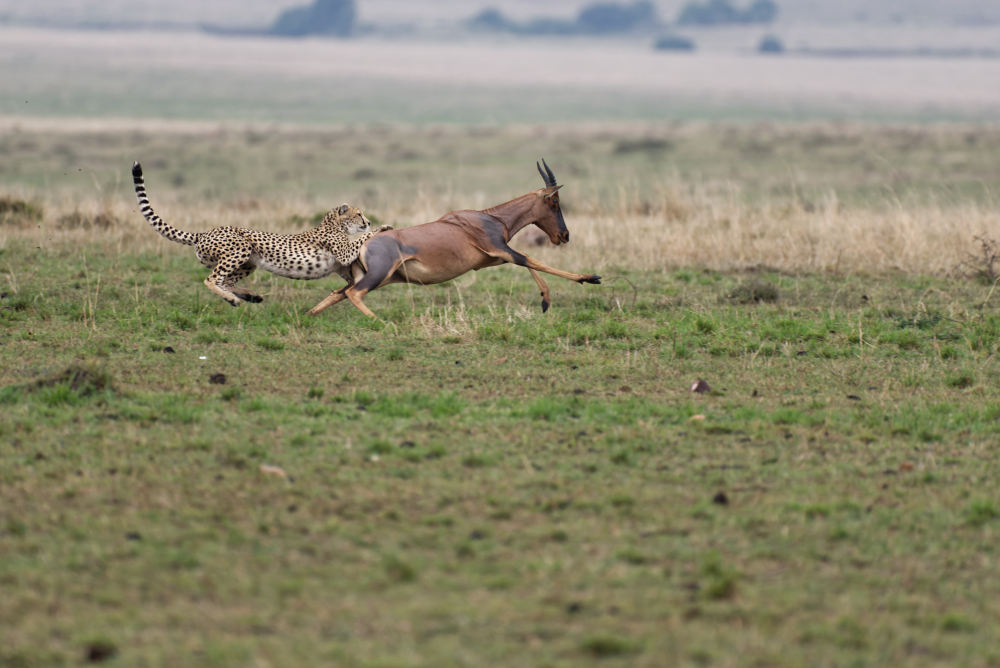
[224,267,263,303]
[204,248,255,307]
[230,287,264,303]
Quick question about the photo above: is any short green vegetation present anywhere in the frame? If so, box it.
[3,253,1000,666]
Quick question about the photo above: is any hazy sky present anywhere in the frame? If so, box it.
[0,0,998,29]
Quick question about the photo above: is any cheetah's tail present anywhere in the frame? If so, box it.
[132,161,200,246]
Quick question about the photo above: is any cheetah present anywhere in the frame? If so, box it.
[132,161,391,307]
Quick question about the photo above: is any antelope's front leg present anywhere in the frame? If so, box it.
[527,268,552,313]
[491,247,601,285]
[523,256,601,284]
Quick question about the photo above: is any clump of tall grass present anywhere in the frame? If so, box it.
[0,196,43,227]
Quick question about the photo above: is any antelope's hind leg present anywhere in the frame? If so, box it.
[308,285,349,315]
[344,286,378,318]
[310,236,408,317]
[309,283,379,318]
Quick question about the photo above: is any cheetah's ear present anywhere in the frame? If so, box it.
[338,204,350,216]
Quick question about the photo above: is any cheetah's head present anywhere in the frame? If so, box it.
[322,203,371,237]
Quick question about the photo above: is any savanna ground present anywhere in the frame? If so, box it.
[3,118,1000,667]
[3,25,1000,663]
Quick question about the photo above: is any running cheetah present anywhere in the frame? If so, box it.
[132,161,391,307]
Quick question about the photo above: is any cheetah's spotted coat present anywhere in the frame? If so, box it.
[132,161,390,306]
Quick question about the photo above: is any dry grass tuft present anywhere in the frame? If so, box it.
[957,234,1000,284]
[540,198,1000,276]
[5,190,999,280]
[0,195,43,227]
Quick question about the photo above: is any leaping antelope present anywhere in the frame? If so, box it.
[308,160,601,318]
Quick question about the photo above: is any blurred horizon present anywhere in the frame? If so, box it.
[1,0,998,32]
[2,0,1000,125]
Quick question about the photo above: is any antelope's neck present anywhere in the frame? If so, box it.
[483,193,537,239]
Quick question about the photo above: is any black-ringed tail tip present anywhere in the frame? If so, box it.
[132,162,142,178]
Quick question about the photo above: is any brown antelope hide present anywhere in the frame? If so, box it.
[308,160,601,318]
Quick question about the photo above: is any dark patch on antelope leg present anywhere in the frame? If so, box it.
[352,236,410,292]
[541,293,550,313]
[481,220,530,266]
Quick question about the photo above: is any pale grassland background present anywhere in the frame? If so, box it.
[4,28,1000,125]
[2,121,998,278]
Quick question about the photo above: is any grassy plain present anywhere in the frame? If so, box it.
[3,122,1000,666]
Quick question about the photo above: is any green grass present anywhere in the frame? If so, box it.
[3,241,1000,666]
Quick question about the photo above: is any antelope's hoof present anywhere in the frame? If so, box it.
[541,299,550,313]
[580,275,601,284]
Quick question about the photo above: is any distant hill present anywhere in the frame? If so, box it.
[269,0,355,37]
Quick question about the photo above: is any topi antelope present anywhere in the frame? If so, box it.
[308,160,601,318]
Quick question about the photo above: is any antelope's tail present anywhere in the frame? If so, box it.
[132,161,200,246]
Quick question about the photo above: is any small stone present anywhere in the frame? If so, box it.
[84,641,118,663]
[712,491,729,506]
[259,464,288,479]
[162,346,175,353]
[690,379,711,394]
[209,373,227,384]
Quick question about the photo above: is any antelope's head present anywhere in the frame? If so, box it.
[534,159,569,245]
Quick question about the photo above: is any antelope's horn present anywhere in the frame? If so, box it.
[537,160,548,185]
[542,158,557,186]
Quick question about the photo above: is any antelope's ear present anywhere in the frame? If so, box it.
[338,204,350,216]
[543,185,563,198]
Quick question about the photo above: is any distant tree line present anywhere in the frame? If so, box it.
[269,0,355,37]
[678,0,778,26]
[466,1,660,36]
[467,0,777,37]
[204,0,356,38]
